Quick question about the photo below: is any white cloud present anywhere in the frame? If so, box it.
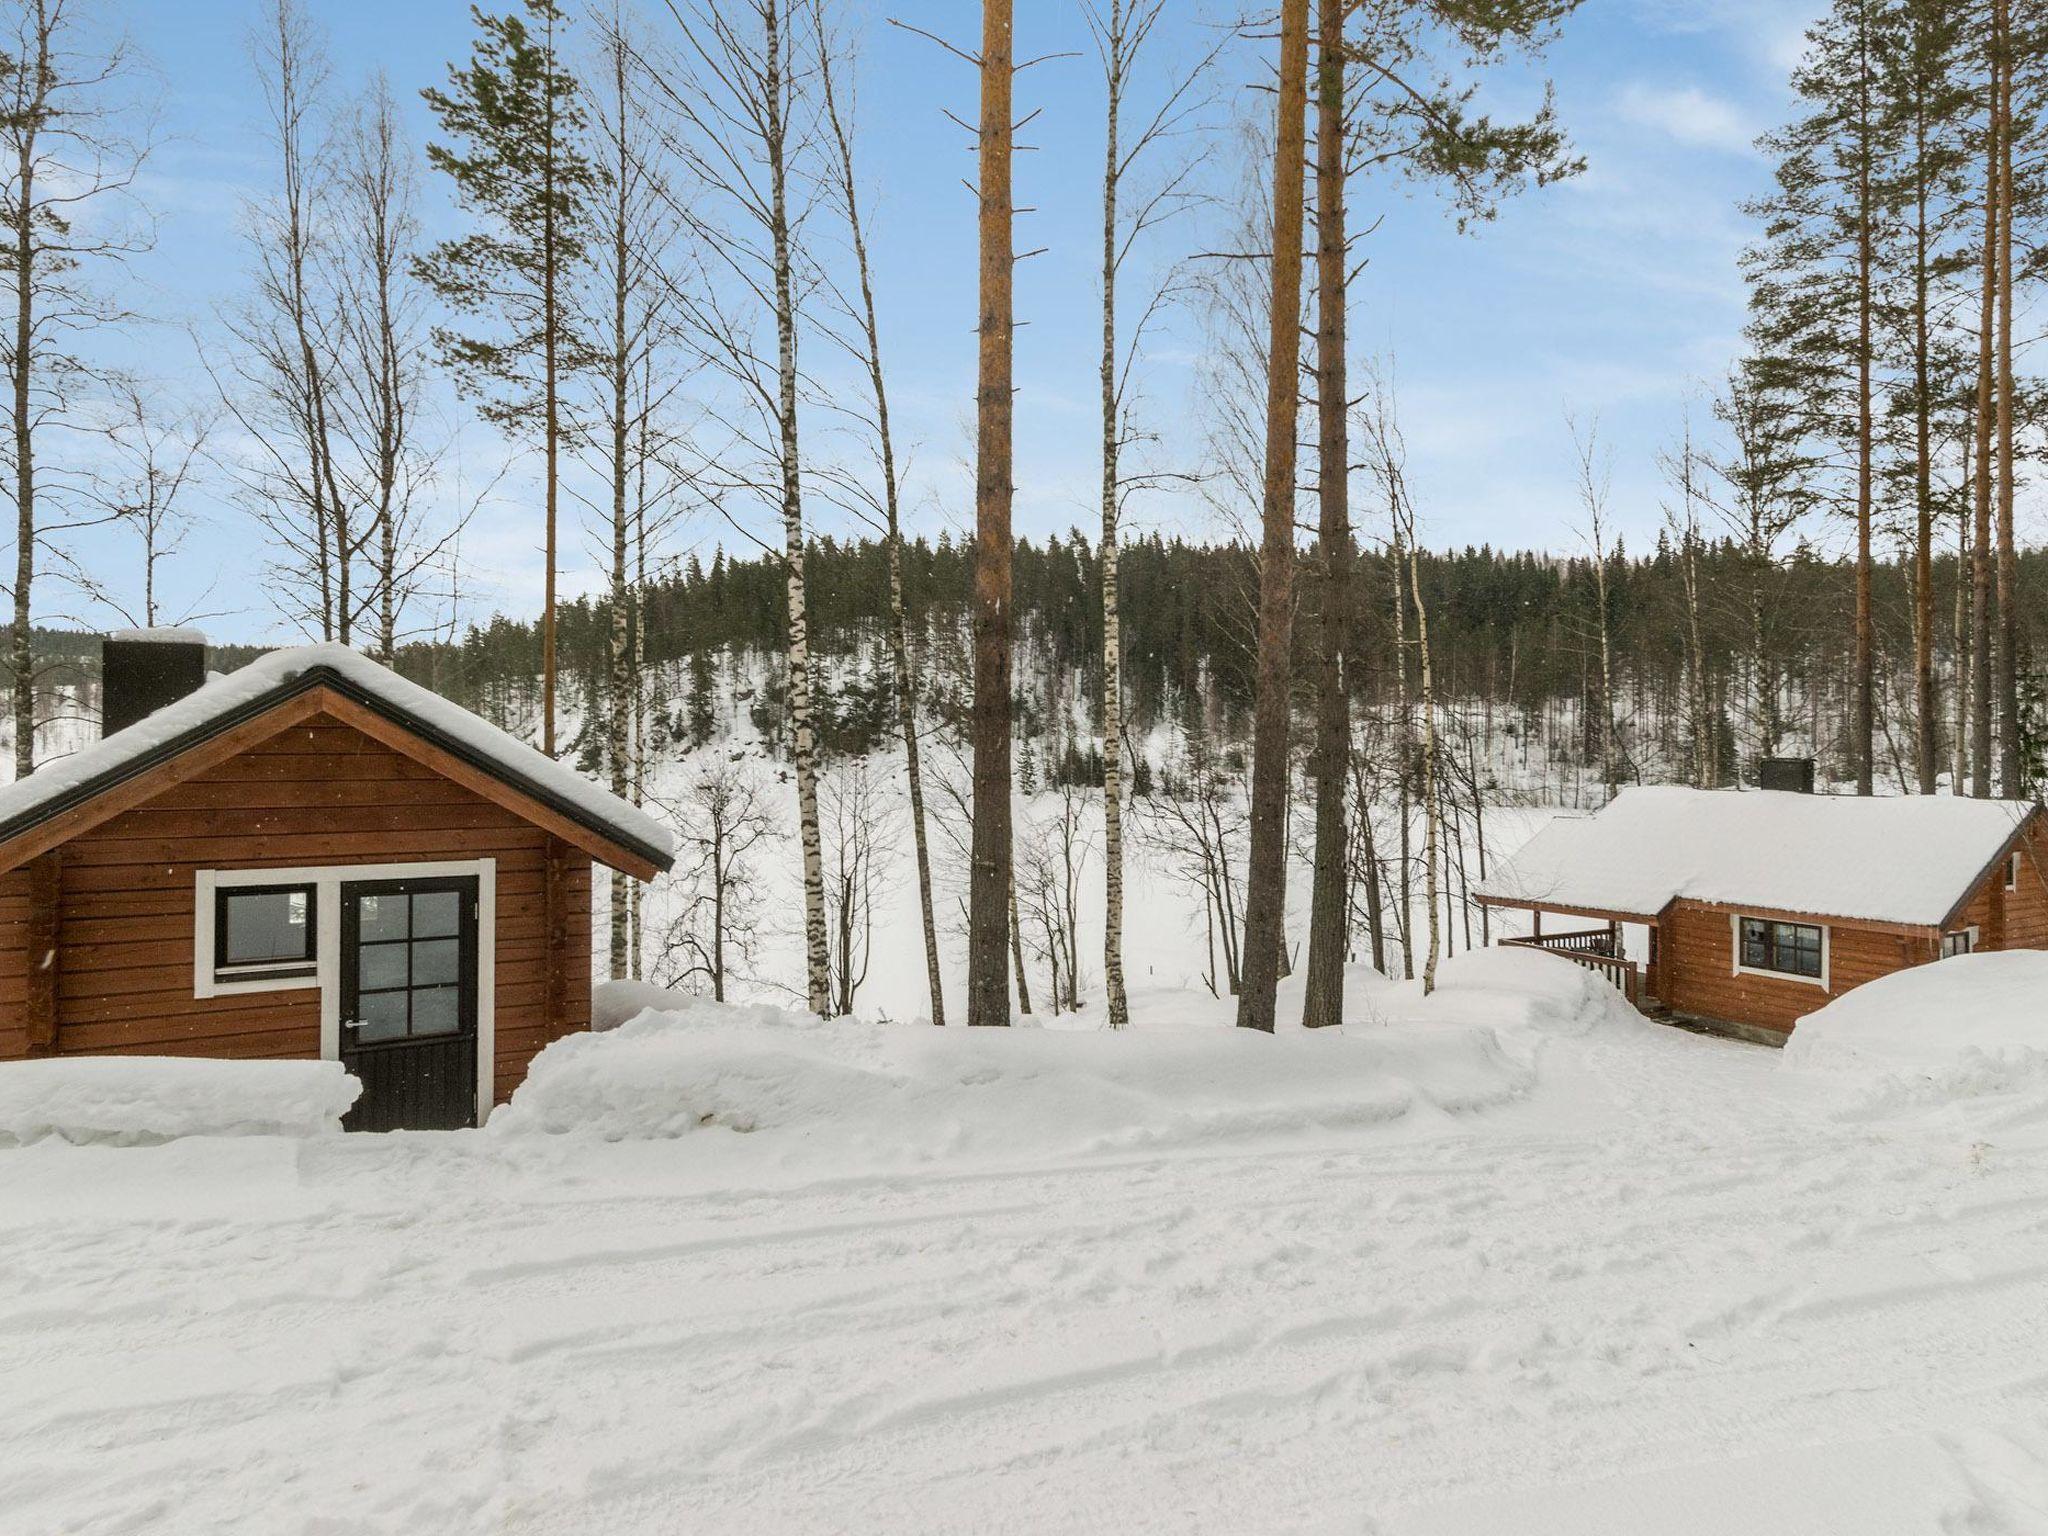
[1614,82,1759,155]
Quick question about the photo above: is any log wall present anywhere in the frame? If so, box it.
[0,711,592,1105]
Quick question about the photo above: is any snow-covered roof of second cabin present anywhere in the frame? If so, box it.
[1475,785,2034,928]
[0,642,674,873]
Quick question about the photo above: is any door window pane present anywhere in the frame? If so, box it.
[352,991,407,1042]
[413,891,461,938]
[411,987,460,1036]
[412,938,459,986]
[221,887,314,966]
[358,893,408,942]
[358,943,408,992]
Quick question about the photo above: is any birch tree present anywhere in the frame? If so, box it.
[812,6,946,1025]
[81,382,211,629]
[1084,0,1215,1032]
[329,74,448,661]
[1,0,153,775]
[581,7,686,980]
[655,0,832,1014]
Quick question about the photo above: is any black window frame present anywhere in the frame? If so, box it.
[213,882,319,981]
[1941,928,1976,959]
[1738,916,1824,980]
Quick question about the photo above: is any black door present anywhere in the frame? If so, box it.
[340,876,480,1131]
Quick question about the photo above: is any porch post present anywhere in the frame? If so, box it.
[1532,909,1542,939]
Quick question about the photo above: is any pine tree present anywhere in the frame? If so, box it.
[1747,0,1889,794]
[967,0,1017,1028]
[1300,0,1351,1029]
[1235,0,1309,1034]
[1873,0,1974,795]
[419,0,593,757]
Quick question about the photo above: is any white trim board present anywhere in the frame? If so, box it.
[1729,911,1831,991]
[194,859,498,1124]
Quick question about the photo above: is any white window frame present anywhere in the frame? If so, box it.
[195,859,497,1123]
[1941,925,1979,959]
[2007,850,2022,891]
[1730,912,1830,989]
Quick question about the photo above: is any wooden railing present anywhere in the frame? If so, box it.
[1501,931,1640,1006]
[1505,927,1618,958]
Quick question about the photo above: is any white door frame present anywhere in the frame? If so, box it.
[194,858,498,1123]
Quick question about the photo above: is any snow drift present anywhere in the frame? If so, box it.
[499,949,1624,1166]
[0,1057,361,1146]
[1784,951,2048,1109]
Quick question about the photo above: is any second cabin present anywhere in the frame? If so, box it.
[1476,782,2047,1044]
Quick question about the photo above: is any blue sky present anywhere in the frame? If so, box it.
[95,0,1821,643]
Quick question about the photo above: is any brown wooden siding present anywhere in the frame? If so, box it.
[1660,816,2048,1037]
[1659,899,1930,1036]
[1951,817,2048,953]
[0,711,593,1107]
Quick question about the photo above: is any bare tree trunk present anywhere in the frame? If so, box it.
[1994,0,2019,797]
[631,360,650,981]
[967,0,1016,1026]
[763,0,831,1015]
[1852,16,1875,797]
[1007,861,1032,1015]
[1393,528,1413,978]
[1097,4,1130,1032]
[1954,495,1970,793]
[1301,0,1349,1030]
[604,34,632,981]
[1235,0,1308,1033]
[1910,79,1938,796]
[1353,758,1386,974]
[816,28,944,1024]
[1970,48,1997,797]
[540,3,563,755]
[1410,544,1440,994]
[7,30,39,781]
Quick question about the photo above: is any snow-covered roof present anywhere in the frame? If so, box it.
[1476,786,2033,928]
[105,626,208,645]
[0,642,673,870]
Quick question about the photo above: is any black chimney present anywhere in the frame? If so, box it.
[102,630,208,737]
[1757,756,1816,794]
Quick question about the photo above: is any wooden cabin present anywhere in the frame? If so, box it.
[0,634,673,1130]
[1476,784,2047,1044]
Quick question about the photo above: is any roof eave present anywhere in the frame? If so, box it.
[0,664,674,878]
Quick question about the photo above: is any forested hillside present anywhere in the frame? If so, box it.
[21,522,2022,811]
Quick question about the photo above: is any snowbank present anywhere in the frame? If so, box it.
[512,949,1627,1167]
[1362,946,1648,1041]
[1783,951,2048,1107]
[0,1057,361,1146]
[497,999,1529,1164]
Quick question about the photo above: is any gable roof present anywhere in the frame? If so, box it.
[0,643,674,877]
[1475,785,2036,928]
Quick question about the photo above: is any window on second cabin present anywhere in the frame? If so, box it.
[1942,929,1976,959]
[2008,851,2022,891]
[1738,917,1823,979]
[215,885,317,978]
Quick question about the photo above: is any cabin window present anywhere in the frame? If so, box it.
[1941,928,1977,959]
[1737,916,1823,980]
[2008,851,2022,891]
[214,884,317,980]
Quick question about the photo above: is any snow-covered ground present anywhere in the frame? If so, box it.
[7,952,2048,1534]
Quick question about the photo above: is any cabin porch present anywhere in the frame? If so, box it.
[1490,907,1667,1016]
